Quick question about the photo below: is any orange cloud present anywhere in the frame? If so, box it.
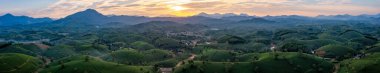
[182,1,225,8]
[20,0,380,18]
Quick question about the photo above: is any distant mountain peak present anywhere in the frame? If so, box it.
[197,12,208,16]
[2,13,14,17]
[85,8,96,11]
[0,13,52,25]
[78,9,103,16]
[83,9,99,13]
[195,12,250,18]
[63,9,105,19]
[55,9,108,24]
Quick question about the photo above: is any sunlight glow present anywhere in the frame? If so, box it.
[170,6,187,11]
[171,11,194,17]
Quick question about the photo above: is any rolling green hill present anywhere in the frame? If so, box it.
[197,49,237,62]
[175,52,334,73]
[316,45,356,60]
[0,53,43,73]
[0,43,43,56]
[41,55,154,73]
[102,48,145,65]
[339,53,380,73]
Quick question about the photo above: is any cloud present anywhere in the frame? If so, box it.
[99,6,121,9]
[125,4,141,7]
[144,7,168,11]
[225,0,380,16]
[18,0,380,18]
[110,0,139,5]
[28,0,141,18]
[182,1,225,8]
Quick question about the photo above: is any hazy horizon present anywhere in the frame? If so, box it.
[2,9,380,19]
[1,0,380,18]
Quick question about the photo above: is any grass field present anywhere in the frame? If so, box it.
[338,53,380,73]
[0,53,42,73]
[174,52,334,73]
[41,55,154,73]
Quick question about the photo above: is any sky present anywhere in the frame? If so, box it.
[1,0,380,18]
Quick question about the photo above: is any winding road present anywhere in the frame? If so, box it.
[175,54,196,68]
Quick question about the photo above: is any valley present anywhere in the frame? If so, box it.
[1,8,380,73]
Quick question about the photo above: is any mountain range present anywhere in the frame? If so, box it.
[195,12,251,18]
[0,13,52,26]
[1,9,379,26]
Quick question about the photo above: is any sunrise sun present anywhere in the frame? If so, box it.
[170,6,187,11]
